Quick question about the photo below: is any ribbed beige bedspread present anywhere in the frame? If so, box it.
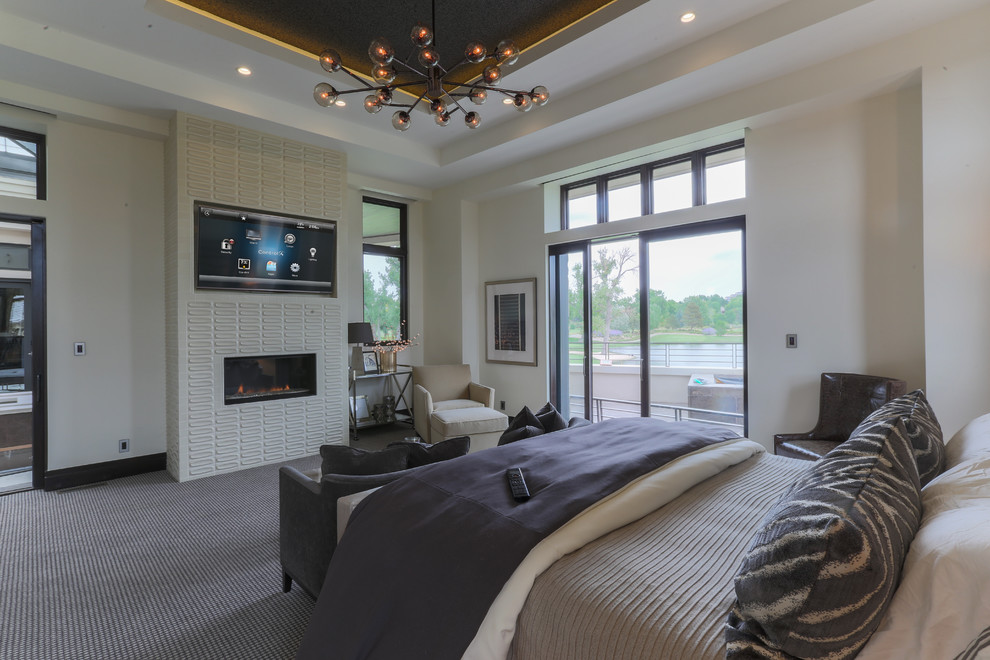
[508,452,809,660]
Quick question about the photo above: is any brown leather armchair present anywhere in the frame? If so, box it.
[774,372,907,460]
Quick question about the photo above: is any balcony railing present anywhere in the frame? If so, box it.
[569,395,744,433]
[582,341,744,369]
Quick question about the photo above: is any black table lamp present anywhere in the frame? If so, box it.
[347,322,374,372]
[347,322,374,345]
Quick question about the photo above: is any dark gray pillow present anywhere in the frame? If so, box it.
[390,436,471,468]
[319,444,410,476]
[534,401,567,433]
[853,389,945,486]
[498,406,544,446]
[497,425,544,446]
[726,415,923,660]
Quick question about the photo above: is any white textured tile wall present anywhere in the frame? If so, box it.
[165,114,347,481]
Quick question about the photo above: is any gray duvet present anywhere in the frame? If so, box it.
[508,452,810,660]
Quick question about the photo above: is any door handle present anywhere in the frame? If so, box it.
[34,374,41,404]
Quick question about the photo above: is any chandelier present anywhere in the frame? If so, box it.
[312,2,549,131]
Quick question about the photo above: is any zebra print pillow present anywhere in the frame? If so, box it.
[725,416,923,660]
[853,389,945,486]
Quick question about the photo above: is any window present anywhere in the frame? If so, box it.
[362,197,407,341]
[606,172,642,221]
[651,159,693,213]
[0,127,46,200]
[564,183,597,229]
[704,146,746,204]
[560,140,744,229]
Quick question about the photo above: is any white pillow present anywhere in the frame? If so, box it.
[943,412,990,469]
[856,452,990,660]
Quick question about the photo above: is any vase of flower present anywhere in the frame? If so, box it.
[373,322,420,374]
[377,349,397,373]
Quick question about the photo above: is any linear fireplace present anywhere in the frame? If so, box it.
[223,353,317,405]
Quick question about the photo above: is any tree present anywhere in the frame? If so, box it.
[363,257,402,339]
[591,245,638,362]
[682,300,705,329]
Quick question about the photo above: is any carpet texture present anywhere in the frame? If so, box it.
[0,455,322,659]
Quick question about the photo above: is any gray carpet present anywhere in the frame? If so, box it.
[0,455,324,660]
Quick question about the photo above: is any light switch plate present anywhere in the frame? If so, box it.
[74,342,86,356]
[786,334,797,349]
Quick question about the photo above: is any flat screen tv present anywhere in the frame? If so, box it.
[194,201,336,295]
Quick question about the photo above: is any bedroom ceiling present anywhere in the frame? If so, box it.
[0,0,985,191]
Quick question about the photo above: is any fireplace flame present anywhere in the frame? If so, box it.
[231,382,293,396]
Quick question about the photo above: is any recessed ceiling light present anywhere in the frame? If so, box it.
[334,99,346,107]
[680,12,696,23]
[237,66,252,76]
[502,98,514,105]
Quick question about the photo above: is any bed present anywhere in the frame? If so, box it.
[295,392,990,660]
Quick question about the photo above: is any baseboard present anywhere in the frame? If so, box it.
[44,453,167,491]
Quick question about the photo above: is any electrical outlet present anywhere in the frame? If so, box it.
[118,439,129,453]
[500,400,506,410]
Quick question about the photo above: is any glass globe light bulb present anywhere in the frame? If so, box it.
[513,93,532,112]
[319,49,343,73]
[376,88,392,104]
[372,64,396,84]
[530,86,550,106]
[410,23,433,47]
[464,111,481,129]
[364,95,382,114]
[392,110,411,131]
[418,46,440,68]
[429,98,447,116]
[435,112,451,127]
[482,64,501,84]
[469,89,487,105]
[313,82,338,107]
[368,37,394,65]
[464,41,487,63]
[496,40,519,66]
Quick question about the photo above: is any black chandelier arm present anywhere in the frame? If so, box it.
[445,81,534,96]
[441,89,468,116]
[337,67,378,90]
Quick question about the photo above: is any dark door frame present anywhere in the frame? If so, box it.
[0,212,46,489]
[548,215,747,434]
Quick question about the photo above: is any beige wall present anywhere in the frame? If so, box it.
[746,86,925,446]
[0,110,167,470]
[921,41,990,438]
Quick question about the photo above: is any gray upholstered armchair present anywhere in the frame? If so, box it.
[279,466,416,597]
[412,365,507,448]
[279,438,470,597]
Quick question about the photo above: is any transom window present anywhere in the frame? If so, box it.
[0,127,46,200]
[561,140,744,229]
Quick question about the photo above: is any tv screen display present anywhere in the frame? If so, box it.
[194,202,336,295]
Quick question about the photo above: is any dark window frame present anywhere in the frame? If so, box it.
[560,139,744,229]
[361,196,409,340]
[0,126,47,201]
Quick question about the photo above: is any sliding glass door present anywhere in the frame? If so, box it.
[550,217,746,434]
[549,246,587,420]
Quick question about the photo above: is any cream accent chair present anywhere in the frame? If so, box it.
[412,364,508,451]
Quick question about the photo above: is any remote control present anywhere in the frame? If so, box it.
[506,467,531,502]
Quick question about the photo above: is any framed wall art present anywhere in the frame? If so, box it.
[485,278,537,366]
